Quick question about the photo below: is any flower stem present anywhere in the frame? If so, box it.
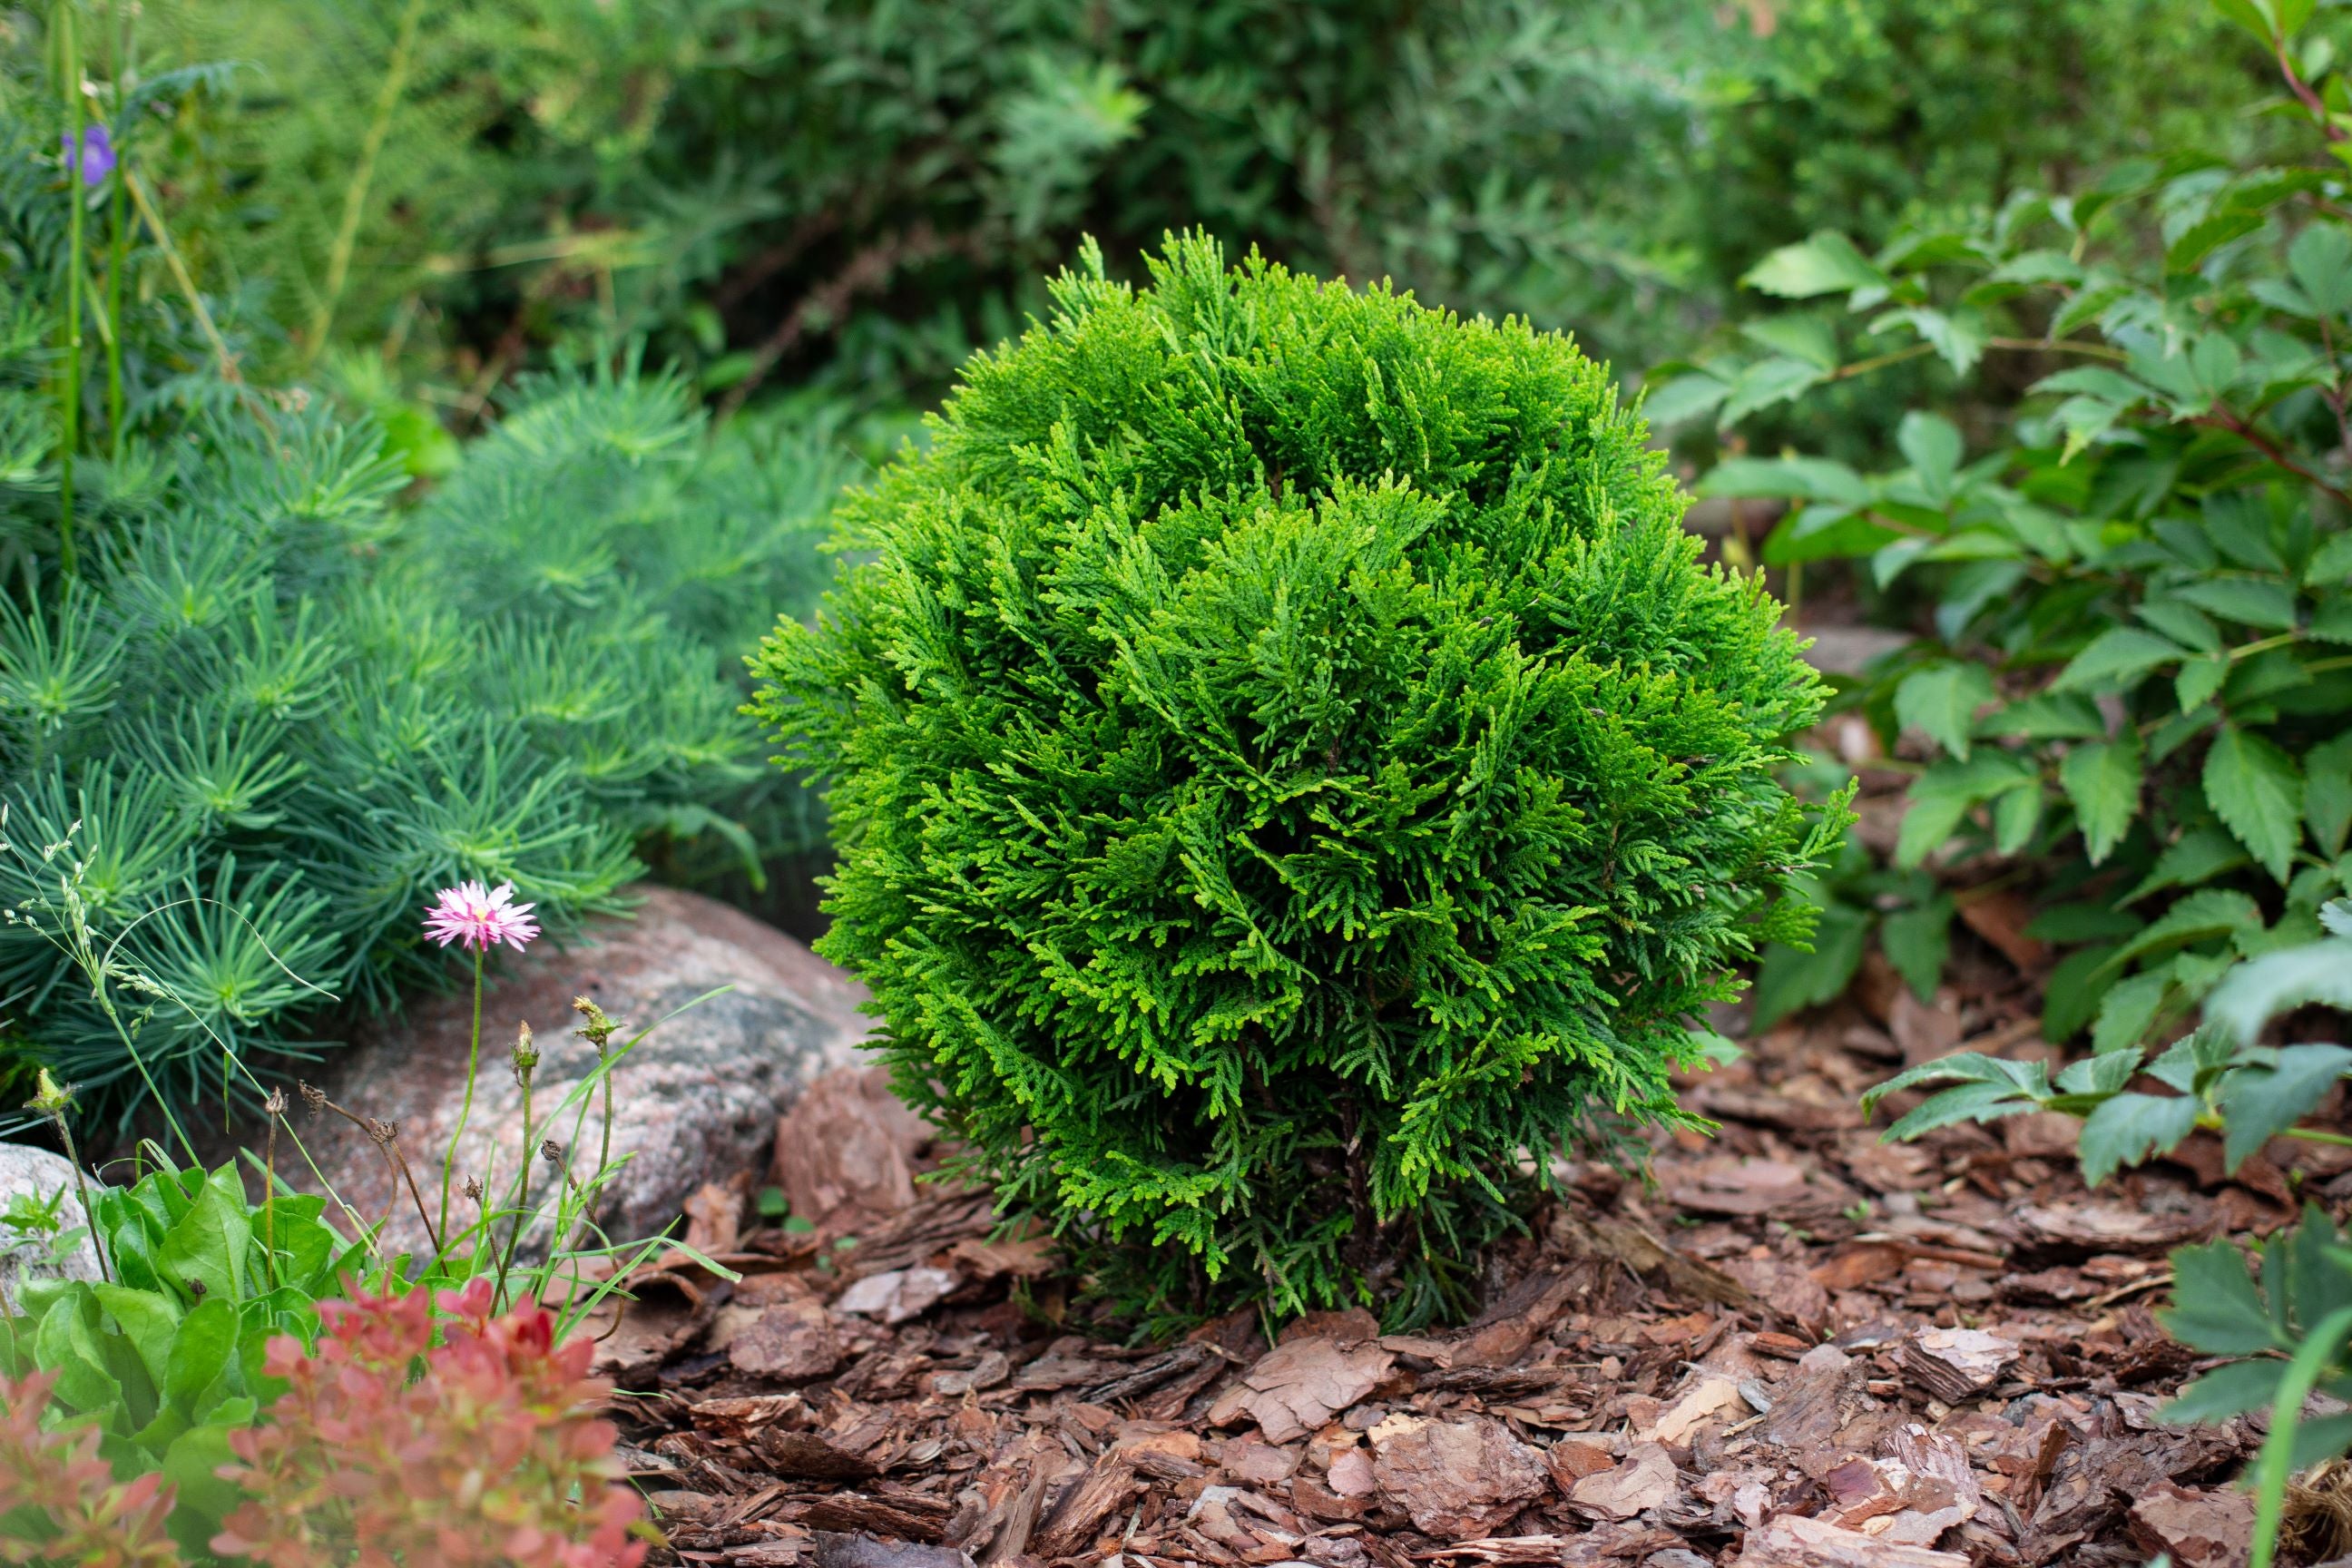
[44,1109,108,1286]
[439,944,483,1252]
[102,0,126,456]
[54,0,83,577]
[495,1067,533,1313]
[306,0,425,365]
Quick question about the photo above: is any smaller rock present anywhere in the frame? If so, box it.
[834,1265,956,1325]
[1371,1416,1550,1538]
[2127,1481,2254,1568]
[0,1142,103,1308]
[725,1298,844,1379]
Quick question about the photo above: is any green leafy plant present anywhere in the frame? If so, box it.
[2161,1209,2352,1568]
[1663,2,2352,1058]
[0,1159,363,1553]
[0,64,843,1112]
[752,234,1849,1324]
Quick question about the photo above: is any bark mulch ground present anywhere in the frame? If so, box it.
[599,948,2352,1568]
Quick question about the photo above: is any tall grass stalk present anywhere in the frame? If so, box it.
[54,0,83,576]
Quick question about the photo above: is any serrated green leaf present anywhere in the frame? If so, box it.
[2167,210,2265,275]
[2208,941,2352,1044]
[2163,1357,2288,1425]
[1697,456,1874,506]
[2078,1092,2203,1187]
[1895,662,1996,760]
[2220,1044,2352,1170]
[2306,733,2352,857]
[2177,654,2230,712]
[1896,412,1965,505]
[1739,316,1841,371]
[1718,358,1830,427]
[1743,232,1886,299]
[2204,724,2307,883]
[2060,732,2142,865]
[2174,577,2298,630]
[2092,969,2176,1055]
[2292,224,2352,316]
[2158,1238,2279,1355]
[2052,627,2187,692]
[1881,1080,2046,1142]
[1880,895,1954,1003]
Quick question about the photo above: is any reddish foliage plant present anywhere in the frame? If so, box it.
[0,1370,181,1567]
[213,1278,646,1568]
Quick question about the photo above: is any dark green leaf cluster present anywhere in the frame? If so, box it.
[0,113,840,1113]
[1675,12,2352,1058]
[751,236,1847,1320]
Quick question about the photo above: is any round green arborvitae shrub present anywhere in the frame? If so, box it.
[750,236,1848,1323]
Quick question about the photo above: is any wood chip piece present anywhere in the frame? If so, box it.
[727,1298,846,1379]
[2126,1481,2255,1568]
[1734,1513,1969,1567]
[1567,1442,1679,1522]
[1370,1416,1550,1537]
[1206,1335,1396,1445]
[1900,1327,2019,1404]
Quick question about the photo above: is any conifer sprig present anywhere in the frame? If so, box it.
[751,235,1851,1323]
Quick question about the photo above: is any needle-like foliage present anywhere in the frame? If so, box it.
[751,235,1849,1322]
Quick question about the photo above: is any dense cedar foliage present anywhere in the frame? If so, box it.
[751,236,1846,1320]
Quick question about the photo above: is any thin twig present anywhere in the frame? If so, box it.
[304,0,426,364]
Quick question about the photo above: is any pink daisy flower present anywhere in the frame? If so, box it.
[422,879,540,954]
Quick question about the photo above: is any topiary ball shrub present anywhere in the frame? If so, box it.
[750,235,1848,1323]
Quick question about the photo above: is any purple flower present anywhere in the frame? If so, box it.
[60,124,113,189]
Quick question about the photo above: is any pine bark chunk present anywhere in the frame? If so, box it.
[1368,1416,1550,1537]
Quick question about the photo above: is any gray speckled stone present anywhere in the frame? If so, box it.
[0,1142,103,1307]
[284,886,872,1260]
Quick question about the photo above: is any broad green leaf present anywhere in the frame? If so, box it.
[2092,969,2175,1055]
[2177,654,2230,713]
[2163,1357,2288,1425]
[1696,456,1873,506]
[2203,724,2307,882]
[2125,825,2252,905]
[2157,1238,2278,1355]
[1895,662,1996,760]
[158,1168,253,1306]
[1989,692,2106,740]
[1718,358,1829,427]
[2078,1092,2202,1187]
[2308,531,2352,584]
[91,1286,180,1396]
[2116,887,2267,965]
[2290,223,2352,316]
[2137,598,2223,653]
[2173,577,2298,630]
[1749,904,1869,1031]
[2043,944,2120,1042]
[1638,372,1730,429]
[2220,1043,2352,1170]
[1884,307,1988,376]
[1739,316,1840,371]
[1880,1081,2043,1142]
[1991,781,2043,854]
[2208,940,2352,1044]
[162,1296,238,1417]
[2051,627,2186,692]
[2166,210,2264,275]
[1743,231,1886,299]
[1880,895,1954,1003]
[1896,412,1965,505]
[2060,733,2142,865]
[1861,1052,2049,1117]
[2305,732,2352,857]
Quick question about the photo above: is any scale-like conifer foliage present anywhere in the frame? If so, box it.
[751,236,1847,1319]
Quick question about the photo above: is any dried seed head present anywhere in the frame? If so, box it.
[299,1082,327,1120]
[366,1118,398,1147]
[572,995,616,1050]
[540,1138,565,1167]
[463,1176,485,1202]
[262,1087,289,1118]
[510,1020,540,1086]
